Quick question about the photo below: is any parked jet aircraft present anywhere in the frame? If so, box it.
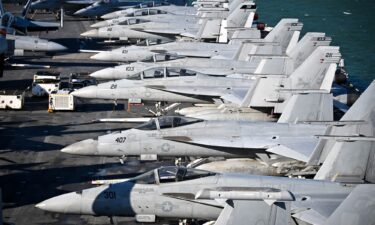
[0,0,61,32]
[91,0,252,28]
[100,4,197,20]
[61,93,334,164]
[74,0,173,17]
[30,0,100,13]
[88,24,334,81]
[90,18,308,62]
[72,46,340,111]
[81,1,257,42]
[7,34,67,53]
[36,88,375,224]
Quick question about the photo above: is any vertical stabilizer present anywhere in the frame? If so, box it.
[277,93,333,123]
[288,33,332,69]
[22,0,33,18]
[313,81,375,183]
[287,46,341,90]
[226,2,257,28]
[264,19,303,53]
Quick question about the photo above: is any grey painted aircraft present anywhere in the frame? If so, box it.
[6,34,67,54]
[0,7,66,56]
[90,11,200,28]
[73,0,172,17]
[90,18,308,62]
[100,4,197,20]
[36,95,375,225]
[72,46,339,109]
[0,0,61,32]
[60,93,336,165]
[91,0,251,28]
[88,22,325,81]
[30,0,100,13]
[80,1,257,42]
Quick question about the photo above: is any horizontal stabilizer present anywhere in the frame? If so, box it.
[200,187,293,225]
[325,185,375,225]
[300,120,366,126]
[93,118,151,123]
[266,145,309,162]
[315,135,375,142]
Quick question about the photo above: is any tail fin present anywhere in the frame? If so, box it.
[287,46,341,90]
[227,0,247,12]
[277,93,333,123]
[22,0,32,18]
[313,81,375,183]
[288,33,332,69]
[244,46,340,111]
[325,184,375,225]
[196,18,222,40]
[264,19,303,53]
[226,1,257,28]
[231,19,303,60]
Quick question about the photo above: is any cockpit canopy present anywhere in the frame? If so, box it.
[130,166,216,184]
[118,18,149,26]
[134,116,204,131]
[127,67,198,80]
[133,8,168,16]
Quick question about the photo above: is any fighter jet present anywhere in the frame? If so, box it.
[73,0,174,17]
[6,34,67,54]
[81,1,257,42]
[73,46,339,108]
[88,22,330,81]
[90,10,200,28]
[61,93,335,164]
[36,90,375,224]
[0,8,66,61]
[89,19,307,63]
[30,0,100,13]
[91,0,251,28]
[0,0,61,32]
[100,4,197,20]
[64,48,341,163]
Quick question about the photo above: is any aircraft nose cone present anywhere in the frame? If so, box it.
[61,139,99,155]
[36,192,82,214]
[90,52,110,61]
[89,68,113,79]
[81,29,99,38]
[91,21,108,28]
[101,13,117,19]
[71,86,98,98]
[73,8,90,17]
[47,42,67,52]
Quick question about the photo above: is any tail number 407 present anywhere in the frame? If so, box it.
[115,137,126,143]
